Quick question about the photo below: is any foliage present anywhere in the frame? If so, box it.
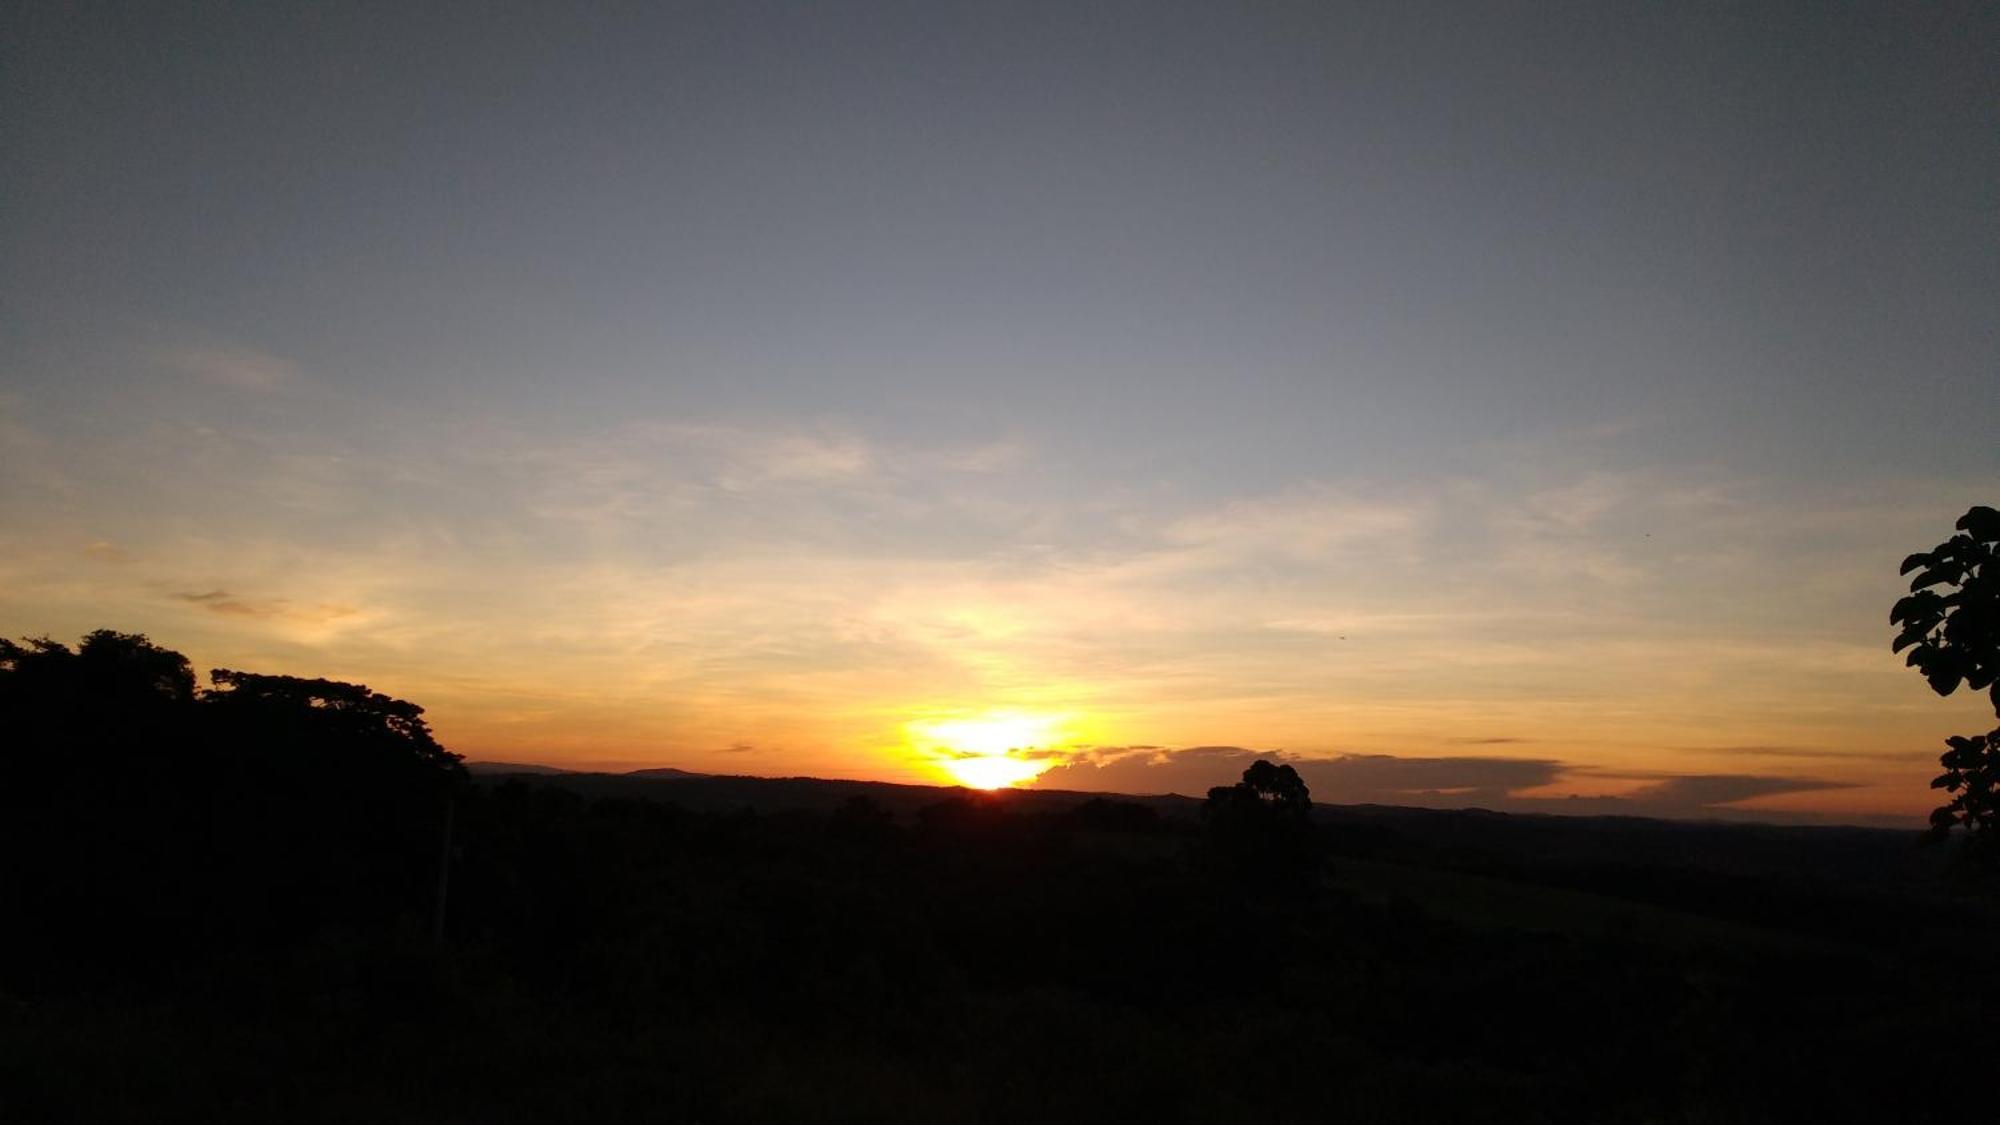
[1,629,462,987]
[0,628,195,707]
[206,667,464,781]
[1892,505,2000,846]
[1203,760,1315,885]
[1202,758,1311,821]
[1892,505,2000,706]
[1929,726,2000,849]
[1066,796,1163,833]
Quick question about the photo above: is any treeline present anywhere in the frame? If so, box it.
[1,630,463,993]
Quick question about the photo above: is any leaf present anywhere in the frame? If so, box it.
[1909,566,1963,592]
[1891,590,1944,627]
[1926,667,1961,695]
[1900,552,1933,575]
[1956,505,2000,543]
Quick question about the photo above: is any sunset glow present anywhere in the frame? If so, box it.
[938,754,1048,791]
[907,712,1068,789]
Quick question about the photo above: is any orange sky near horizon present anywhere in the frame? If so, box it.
[3,454,1989,828]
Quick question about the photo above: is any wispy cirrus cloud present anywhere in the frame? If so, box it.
[84,540,132,564]
[1613,773,1853,809]
[1694,744,1933,764]
[171,589,360,626]
[158,345,301,392]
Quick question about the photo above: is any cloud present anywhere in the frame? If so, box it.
[1301,754,1568,804]
[1035,745,1565,804]
[634,422,875,489]
[160,345,300,392]
[1616,774,1853,809]
[730,429,872,486]
[171,589,359,625]
[2,392,1974,821]
[173,590,278,617]
[83,540,131,564]
[1034,745,1267,796]
[1517,473,1630,531]
[1697,745,1929,764]
[1158,485,1428,566]
[928,440,1024,474]
[1031,745,1857,824]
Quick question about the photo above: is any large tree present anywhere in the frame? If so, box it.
[1891,505,2000,845]
[1204,759,1312,822]
[1202,759,1316,886]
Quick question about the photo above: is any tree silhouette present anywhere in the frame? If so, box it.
[1204,759,1311,822]
[1202,760,1315,886]
[0,629,195,710]
[205,667,464,781]
[1891,505,2000,847]
[1,628,467,986]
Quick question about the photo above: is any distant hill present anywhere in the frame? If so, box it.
[464,761,576,776]
[466,762,712,779]
[474,769,1164,822]
[472,769,1940,897]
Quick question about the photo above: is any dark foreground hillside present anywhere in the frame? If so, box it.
[5,634,1998,1123]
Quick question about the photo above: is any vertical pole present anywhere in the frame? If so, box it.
[431,793,455,946]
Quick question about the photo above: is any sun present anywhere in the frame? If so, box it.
[940,754,1048,790]
[906,711,1068,790]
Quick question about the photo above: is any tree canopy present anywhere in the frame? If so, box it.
[205,667,463,780]
[0,628,195,708]
[1892,505,2000,708]
[1201,760,1316,886]
[1892,506,2000,848]
[1204,759,1312,822]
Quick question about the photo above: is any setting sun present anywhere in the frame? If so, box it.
[906,711,1070,789]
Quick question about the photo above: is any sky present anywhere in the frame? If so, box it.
[3,2,1995,825]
